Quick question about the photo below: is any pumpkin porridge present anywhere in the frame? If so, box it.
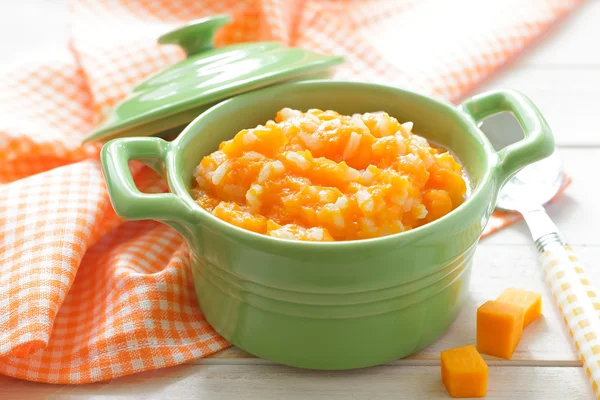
[191,108,467,241]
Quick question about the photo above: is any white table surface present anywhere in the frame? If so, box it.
[1,1,599,399]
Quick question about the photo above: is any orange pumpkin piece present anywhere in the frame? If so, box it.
[477,300,524,360]
[496,288,542,328]
[441,344,488,398]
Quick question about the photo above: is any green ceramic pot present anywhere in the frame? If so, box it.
[100,80,554,370]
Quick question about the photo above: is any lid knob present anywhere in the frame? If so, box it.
[158,14,231,57]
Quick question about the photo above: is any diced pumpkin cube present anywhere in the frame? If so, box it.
[477,300,524,359]
[441,344,488,398]
[496,288,542,328]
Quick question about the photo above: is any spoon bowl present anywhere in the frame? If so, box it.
[496,152,566,213]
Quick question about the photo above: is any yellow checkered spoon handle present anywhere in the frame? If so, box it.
[538,232,600,398]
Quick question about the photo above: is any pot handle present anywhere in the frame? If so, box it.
[100,137,198,242]
[458,89,555,187]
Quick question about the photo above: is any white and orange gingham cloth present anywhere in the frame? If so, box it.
[0,0,581,384]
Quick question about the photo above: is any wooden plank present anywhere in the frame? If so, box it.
[0,365,590,400]
[517,0,600,67]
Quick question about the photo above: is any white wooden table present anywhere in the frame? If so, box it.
[1,1,599,399]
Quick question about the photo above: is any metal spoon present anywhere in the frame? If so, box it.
[493,150,600,396]
[496,153,567,250]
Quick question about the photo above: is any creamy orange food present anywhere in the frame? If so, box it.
[191,108,467,242]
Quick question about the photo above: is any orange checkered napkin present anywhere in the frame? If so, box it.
[0,0,581,384]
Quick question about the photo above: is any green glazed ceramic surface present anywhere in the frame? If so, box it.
[84,15,343,143]
[100,81,554,370]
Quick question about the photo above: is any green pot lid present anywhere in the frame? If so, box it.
[83,15,344,143]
